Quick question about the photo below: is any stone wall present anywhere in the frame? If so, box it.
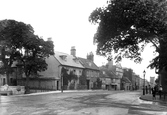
[0,85,25,95]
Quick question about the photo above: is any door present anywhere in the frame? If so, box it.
[57,81,59,90]
[3,78,6,85]
[87,80,90,89]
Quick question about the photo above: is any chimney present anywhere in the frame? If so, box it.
[47,37,52,41]
[107,56,113,70]
[87,52,94,62]
[71,46,76,57]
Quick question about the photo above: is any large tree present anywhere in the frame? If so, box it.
[89,0,167,74]
[0,19,35,85]
[0,20,54,92]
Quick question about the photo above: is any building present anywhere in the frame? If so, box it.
[121,68,132,90]
[150,77,155,87]
[139,77,144,89]
[121,77,131,90]
[105,59,123,90]
[134,74,140,90]
[99,65,116,90]
[39,50,85,90]
[78,52,100,89]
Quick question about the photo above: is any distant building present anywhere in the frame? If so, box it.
[133,74,140,90]
[139,77,144,89]
[122,68,133,90]
[104,59,123,90]
[150,77,155,87]
[99,65,116,90]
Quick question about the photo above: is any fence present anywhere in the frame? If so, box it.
[17,78,58,92]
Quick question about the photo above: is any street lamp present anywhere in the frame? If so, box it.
[143,70,146,95]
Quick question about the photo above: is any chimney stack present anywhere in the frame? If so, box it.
[71,46,76,57]
[87,52,94,62]
[47,37,52,41]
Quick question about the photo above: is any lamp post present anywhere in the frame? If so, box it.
[143,70,146,95]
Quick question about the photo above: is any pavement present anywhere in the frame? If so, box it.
[140,93,167,104]
[1,89,104,97]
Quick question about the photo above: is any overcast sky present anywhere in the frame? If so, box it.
[0,0,158,80]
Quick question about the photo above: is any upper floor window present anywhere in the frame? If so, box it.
[59,55,67,61]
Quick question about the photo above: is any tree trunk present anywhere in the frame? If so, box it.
[159,39,167,91]
[25,74,30,94]
[6,71,10,85]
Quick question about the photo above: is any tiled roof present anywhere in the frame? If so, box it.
[54,51,84,68]
[78,57,99,71]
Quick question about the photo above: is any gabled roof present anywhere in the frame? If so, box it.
[99,66,117,78]
[54,51,84,68]
[78,57,99,71]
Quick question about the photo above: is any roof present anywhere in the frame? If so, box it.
[99,66,117,78]
[54,51,84,68]
[78,57,99,71]
[122,77,131,83]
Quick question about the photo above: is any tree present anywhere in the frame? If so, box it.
[89,0,167,74]
[21,36,54,93]
[0,19,35,85]
[0,20,54,93]
[155,77,159,85]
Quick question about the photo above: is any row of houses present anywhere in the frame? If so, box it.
[0,40,149,92]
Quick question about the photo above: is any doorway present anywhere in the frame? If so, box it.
[3,78,6,85]
[87,80,90,89]
[57,81,59,90]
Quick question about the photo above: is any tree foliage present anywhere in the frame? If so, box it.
[89,0,167,73]
[155,77,159,84]
[61,67,78,86]
[61,67,69,85]
[0,19,54,87]
[79,71,87,85]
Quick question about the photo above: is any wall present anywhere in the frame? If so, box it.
[115,79,121,90]
[0,85,25,95]
[17,78,58,91]
[86,69,100,89]
[39,56,60,79]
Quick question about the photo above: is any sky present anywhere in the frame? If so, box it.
[0,0,158,81]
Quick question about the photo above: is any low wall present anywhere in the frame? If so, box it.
[0,85,25,95]
[17,78,58,91]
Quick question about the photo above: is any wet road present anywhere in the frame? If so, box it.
[1,90,167,115]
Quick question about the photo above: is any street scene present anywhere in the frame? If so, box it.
[1,90,167,115]
[1,0,167,115]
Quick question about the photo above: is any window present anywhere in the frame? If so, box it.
[59,55,67,61]
[73,69,76,74]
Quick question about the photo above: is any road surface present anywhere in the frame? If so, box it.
[1,90,167,115]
